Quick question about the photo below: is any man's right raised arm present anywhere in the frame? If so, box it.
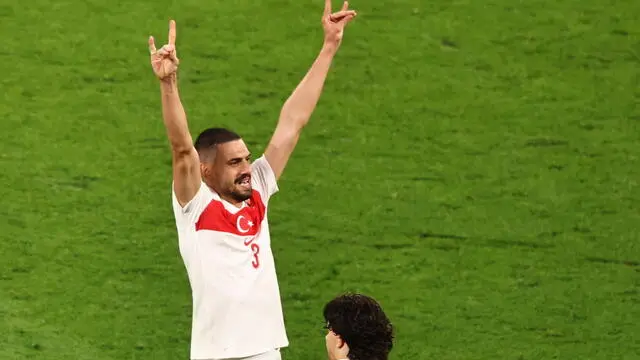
[160,76,201,208]
[149,20,201,208]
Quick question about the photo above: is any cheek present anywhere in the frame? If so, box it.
[216,169,234,185]
[325,332,336,347]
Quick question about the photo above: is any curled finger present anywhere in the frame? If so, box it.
[340,14,356,25]
[170,51,180,65]
[330,10,356,21]
[155,45,168,57]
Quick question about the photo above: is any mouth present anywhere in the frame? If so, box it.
[236,176,251,190]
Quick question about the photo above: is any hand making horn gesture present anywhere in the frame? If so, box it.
[322,0,357,50]
[148,20,179,81]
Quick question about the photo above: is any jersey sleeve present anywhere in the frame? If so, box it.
[172,181,214,226]
[251,154,279,201]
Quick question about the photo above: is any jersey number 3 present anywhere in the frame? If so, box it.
[250,243,260,269]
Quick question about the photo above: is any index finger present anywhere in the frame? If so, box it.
[324,0,332,16]
[168,19,176,46]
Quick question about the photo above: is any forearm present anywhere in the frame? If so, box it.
[160,75,193,152]
[278,43,338,129]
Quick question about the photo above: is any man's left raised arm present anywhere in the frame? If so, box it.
[264,0,357,180]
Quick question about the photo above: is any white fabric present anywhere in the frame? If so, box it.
[206,348,282,360]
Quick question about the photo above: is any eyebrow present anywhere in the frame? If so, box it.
[228,153,252,163]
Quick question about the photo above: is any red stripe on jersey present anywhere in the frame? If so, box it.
[195,190,266,236]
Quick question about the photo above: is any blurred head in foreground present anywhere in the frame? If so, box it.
[323,292,394,360]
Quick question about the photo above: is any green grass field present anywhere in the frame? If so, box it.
[1,0,639,359]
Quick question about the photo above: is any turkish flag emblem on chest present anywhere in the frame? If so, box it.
[195,190,266,236]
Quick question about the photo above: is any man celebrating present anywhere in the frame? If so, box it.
[148,1,356,360]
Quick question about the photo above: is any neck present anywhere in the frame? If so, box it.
[220,194,244,208]
[204,181,244,208]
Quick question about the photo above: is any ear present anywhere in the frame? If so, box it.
[334,336,350,360]
[200,162,209,177]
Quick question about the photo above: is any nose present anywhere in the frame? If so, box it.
[239,160,251,175]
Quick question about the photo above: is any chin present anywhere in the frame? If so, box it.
[231,189,252,202]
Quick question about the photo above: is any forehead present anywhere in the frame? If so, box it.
[215,139,250,161]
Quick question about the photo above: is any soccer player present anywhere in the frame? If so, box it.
[147,1,356,360]
[323,293,395,360]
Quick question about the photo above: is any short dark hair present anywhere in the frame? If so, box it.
[194,127,241,160]
[323,293,394,360]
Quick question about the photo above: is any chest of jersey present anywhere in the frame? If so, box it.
[194,190,267,269]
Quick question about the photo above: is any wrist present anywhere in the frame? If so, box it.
[321,41,339,56]
[160,72,177,83]
[159,74,178,91]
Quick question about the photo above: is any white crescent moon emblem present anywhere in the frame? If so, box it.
[236,215,250,233]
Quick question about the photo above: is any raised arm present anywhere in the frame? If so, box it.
[149,20,201,207]
[264,0,357,180]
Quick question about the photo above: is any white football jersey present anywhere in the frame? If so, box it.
[171,155,289,359]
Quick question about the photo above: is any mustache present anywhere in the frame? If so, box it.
[235,174,251,183]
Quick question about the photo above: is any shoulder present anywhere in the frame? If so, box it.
[172,181,214,223]
[251,154,279,198]
[251,154,274,172]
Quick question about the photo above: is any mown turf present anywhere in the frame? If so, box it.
[1,0,639,359]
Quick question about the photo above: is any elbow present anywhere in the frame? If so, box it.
[279,112,310,132]
[168,135,195,155]
[170,142,195,157]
